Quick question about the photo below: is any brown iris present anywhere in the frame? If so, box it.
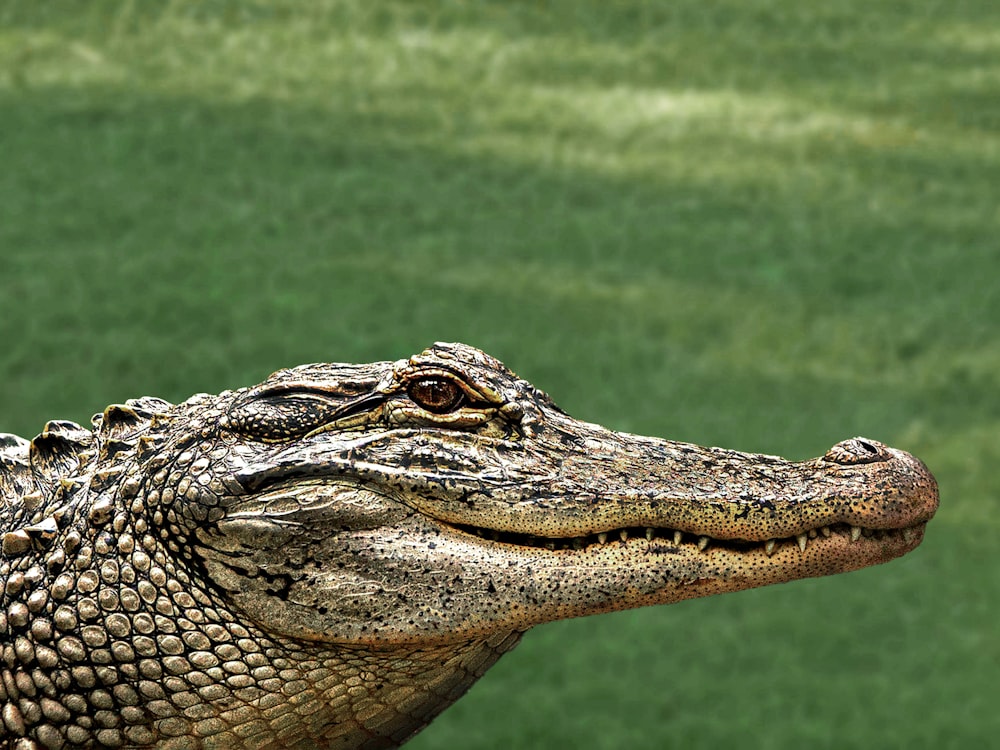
[407,377,465,414]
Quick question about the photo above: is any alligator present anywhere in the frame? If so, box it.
[0,342,938,749]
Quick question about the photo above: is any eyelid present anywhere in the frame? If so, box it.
[227,388,384,441]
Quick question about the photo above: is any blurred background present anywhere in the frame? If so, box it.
[1,1,996,747]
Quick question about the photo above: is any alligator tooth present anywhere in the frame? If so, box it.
[820,526,832,537]
[764,539,776,556]
[673,530,683,546]
[619,530,629,541]
[903,528,915,543]
[808,529,817,539]
[545,540,556,550]
[697,536,710,552]
[796,534,808,552]
[597,532,608,544]
[645,528,654,541]
[850,526,862,542]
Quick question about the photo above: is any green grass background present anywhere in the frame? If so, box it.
[1,1,997,747]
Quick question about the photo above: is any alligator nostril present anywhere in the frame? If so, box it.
[824,437,887,466]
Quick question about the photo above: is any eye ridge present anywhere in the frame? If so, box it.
[407,377,466,414]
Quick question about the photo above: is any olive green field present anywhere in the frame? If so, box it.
[1,2,997,747]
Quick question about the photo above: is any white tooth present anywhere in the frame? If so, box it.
[619,529,629,541]
[598,532,608,544]
[820,526,832,537]
[645,527,654,541]
[673,530,683,545]
[850,526,862,542]
[764,539,776,556]
[796,534,808,552]
[697,536,710,552]
[808,529,817,539]
[545,541,556,550]
[903,528,915,543]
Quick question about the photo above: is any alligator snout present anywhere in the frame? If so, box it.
[818,436,939,531]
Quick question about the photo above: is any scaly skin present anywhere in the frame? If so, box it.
[0,343,938,748]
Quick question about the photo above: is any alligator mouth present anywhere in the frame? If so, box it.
[449,521,926,556]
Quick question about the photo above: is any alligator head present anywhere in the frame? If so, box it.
[0,342,938,748]
[156,342,938,646]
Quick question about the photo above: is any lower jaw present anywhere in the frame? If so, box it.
[521,521,929,621]
[376,520,930,641]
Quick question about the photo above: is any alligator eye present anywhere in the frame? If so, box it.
[407,377,465,414]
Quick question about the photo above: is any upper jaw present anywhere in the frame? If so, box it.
[226,406,938,555]
[372,423,938,546]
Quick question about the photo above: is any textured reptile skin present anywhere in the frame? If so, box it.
[0,343,938,748]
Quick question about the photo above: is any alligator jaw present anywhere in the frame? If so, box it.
[211,417,937,647]
[426,515,931,622]
[447,519,928,560]
[199,342,938,647]
[434,437,937,563]
[374,433,938,637]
